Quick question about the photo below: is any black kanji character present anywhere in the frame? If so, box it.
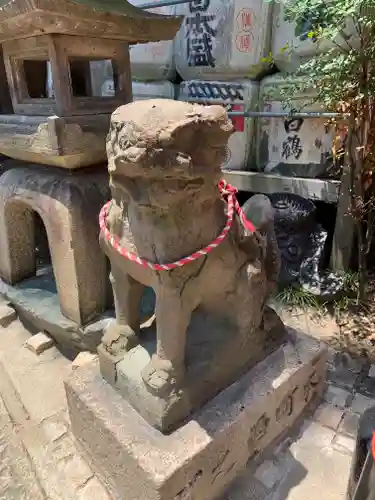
[187,33,215,67]
[282,134,303,160]
[185,12,217,67]
[284,117,304,133]
[185,12,216,37]
[189,0,210,13]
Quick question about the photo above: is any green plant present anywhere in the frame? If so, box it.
[269,0,375,304]
[333,270,359,312]
[276,285,322,310]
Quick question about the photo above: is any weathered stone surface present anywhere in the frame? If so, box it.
[66,331,327,500]
[324,385,352,409]
[0,0,182,44]
[0,165,110,327]
[0,270,154,353]
[99,98,284,431]
[332,434,356,455]
[0,320,71,423]
[255,459,286,489]
[0,302,16,327]
[275,422,351,500]
[313,402,344,431]
[112,307,284,432]
[350,393,374,414]
[337,411,360,438]
[0,314,111,500]
[25,332,55,355]
[223,417,353,500]
[76,477,111,500]
[72,352,98,371]
[327,367,358,391]
[1,272,113,352]
[42,418,68,443]
[0,396,45,500]
[356,374,375,398]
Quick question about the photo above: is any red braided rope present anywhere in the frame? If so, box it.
[99,180,255,271]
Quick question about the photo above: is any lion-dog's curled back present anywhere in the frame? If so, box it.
[98,99,284,432]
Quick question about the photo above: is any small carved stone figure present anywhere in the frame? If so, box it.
[98,99,283,428]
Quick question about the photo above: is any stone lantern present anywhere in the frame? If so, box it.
[0,0,181,167]
[0,0,182,350]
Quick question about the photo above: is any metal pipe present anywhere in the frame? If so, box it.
[178,99,345,118]
[137,0,190,9]
[227,111,346,118]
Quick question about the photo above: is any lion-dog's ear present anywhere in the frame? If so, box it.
[158,107,233,151]
[158,116,202,150]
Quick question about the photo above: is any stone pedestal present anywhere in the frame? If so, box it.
[66,329,327,500]
[98,307,285,433]
[0,164,110,327]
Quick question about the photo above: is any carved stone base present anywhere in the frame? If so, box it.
[0,274,156,353]
[0,115,111,169]
[66,329,327,500]
[0,164,110,326]
[99,307,285,433]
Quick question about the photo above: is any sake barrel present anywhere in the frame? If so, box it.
[132,81,176,100]
[174,0,272,80]
[129,0,175,81]
[178,80,259,170]
[256,74,334,178]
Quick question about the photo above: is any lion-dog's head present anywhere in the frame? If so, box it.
[106,99,234,211]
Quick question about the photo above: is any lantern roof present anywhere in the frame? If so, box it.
[0,0,182,43]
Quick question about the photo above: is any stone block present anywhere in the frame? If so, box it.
[66,332,327,500]
[327,367,357,390]
[293,420,336,449]
[350,393,374,415]
[356,376,375,398]
[42,418,68,443]
[0,166,110,327]
[76,477,110,500]
[332,434,356,455]
[254,459,286,489]
[104,308,285,433]
[337,411,359,438]
[0,302,16,327]
[72,352,98,371]
[25,332,55,355]
[324,385,351,409]
[313,403,344,430]
[56,455,94,489]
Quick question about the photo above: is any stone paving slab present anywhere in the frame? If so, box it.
[223,335,375,500]
[0,317,111,500]
[0,395,46,500]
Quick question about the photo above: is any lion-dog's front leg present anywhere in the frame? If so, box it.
[142,285,190,395]
[102,262,145,356]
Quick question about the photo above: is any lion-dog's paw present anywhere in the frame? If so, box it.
[141,354,184,395]
[101,323,139,356]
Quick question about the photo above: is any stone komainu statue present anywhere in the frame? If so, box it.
[99,99,282,405]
